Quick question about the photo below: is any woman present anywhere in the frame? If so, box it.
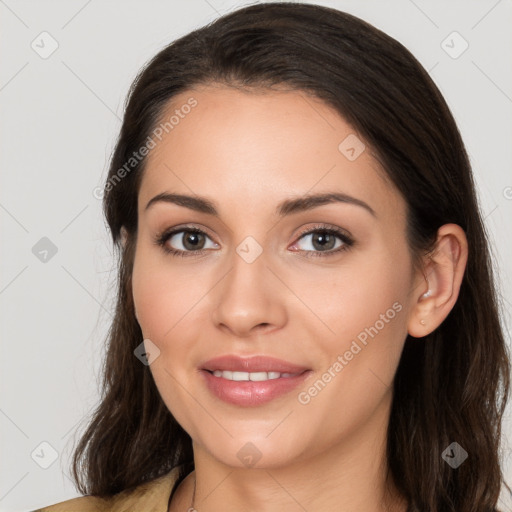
[36,2,510,511]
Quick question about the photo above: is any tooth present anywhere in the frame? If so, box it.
[210,370,297,381]
[232,371,250,381]
[249,372,269,381]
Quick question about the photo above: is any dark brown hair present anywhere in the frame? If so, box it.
[71,3,511,510]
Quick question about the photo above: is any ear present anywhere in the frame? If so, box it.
[407,223,468,338]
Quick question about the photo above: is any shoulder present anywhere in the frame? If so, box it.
[32,466,182,512]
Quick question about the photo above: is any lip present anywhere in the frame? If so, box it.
[200,354,310,373]
[200,355,312,407]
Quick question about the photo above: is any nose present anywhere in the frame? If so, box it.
[210,248,288,339]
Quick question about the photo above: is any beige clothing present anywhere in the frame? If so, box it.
[33,466,181,512]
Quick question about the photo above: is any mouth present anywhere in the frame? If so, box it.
[206,370,303,381]
[199,354,312,407]
[201,354,310,374]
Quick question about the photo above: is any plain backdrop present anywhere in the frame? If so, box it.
[1,1,511,511]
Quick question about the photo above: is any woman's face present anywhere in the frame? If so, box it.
[132,85,421,469]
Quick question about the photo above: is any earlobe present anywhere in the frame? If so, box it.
[408,224,468,338]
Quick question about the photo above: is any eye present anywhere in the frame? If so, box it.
[154,223,354,258]
[290,224,354,258]
[155,227,218,257]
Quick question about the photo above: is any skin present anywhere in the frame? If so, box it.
[130,85,468,512]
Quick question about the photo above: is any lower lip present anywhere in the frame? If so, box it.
[201,370,312,407]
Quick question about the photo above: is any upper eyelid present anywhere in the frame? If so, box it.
[163,224,216,242]
[161,223,351,246]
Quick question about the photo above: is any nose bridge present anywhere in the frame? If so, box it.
[211,235,287,336]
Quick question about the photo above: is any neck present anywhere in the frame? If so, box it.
[170,391,408,512]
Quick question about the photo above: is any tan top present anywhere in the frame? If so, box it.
[33,466,182,512]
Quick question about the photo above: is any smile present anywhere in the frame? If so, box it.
[210,370,300,381]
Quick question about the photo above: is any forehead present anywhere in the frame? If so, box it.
[138,86,403,220]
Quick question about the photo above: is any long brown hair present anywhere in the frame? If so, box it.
[71,3,511,510]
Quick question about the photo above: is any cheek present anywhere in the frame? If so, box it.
[131,245,206,341]
[314,244,411,351]
[309,243,411,395]
[131,248,209,436]
[290,250,411,450]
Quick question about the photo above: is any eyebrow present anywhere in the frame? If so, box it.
[145,191,376,217]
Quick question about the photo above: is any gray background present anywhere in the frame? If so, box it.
[1,1,511,510]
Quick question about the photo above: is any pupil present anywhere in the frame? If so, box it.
[184,232,204,250]
[313,232,335,251]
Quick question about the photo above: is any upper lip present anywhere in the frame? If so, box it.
[201,355,310,374]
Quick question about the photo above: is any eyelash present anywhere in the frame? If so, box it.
[154,223,354,259]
